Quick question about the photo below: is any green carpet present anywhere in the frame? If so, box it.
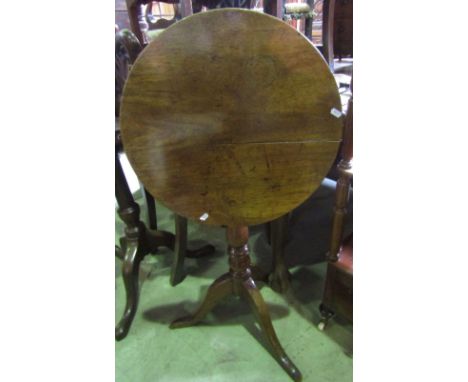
[116,186,352,382]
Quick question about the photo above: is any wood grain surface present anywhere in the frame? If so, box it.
[120,9,342,226]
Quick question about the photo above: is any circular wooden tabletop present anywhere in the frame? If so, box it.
[120,9,342,226]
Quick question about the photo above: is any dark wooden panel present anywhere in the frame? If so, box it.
[334,0,352,58]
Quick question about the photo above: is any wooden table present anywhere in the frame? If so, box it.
[120,9,342,381]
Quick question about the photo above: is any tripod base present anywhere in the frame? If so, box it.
[170,226,302,382]
[115,208,214,341]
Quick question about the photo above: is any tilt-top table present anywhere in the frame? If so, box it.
[120,8,342,381]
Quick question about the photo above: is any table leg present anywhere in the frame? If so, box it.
[170,226,302,382]
[269,214,292,293]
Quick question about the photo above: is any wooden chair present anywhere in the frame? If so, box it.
[319,78,353,329]
[115,28,215,341]
[120,9,343,380]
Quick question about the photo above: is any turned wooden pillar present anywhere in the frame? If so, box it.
[227,226,250,279]
[328,85,353,262]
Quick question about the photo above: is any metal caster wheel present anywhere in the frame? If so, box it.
[318,320,327,331]
[318,303,334,331]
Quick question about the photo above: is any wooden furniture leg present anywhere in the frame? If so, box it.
[319,86,353,330]
[240,278,299,378]
[327,92,352,263]
[269,214,292,293]
[171,214,188,286]
[142,184,212,286]
[115,201,148,341]
[143,187,158,230]
[319,235,353,330]
[327,167,351,262]
[171,226,302,382]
